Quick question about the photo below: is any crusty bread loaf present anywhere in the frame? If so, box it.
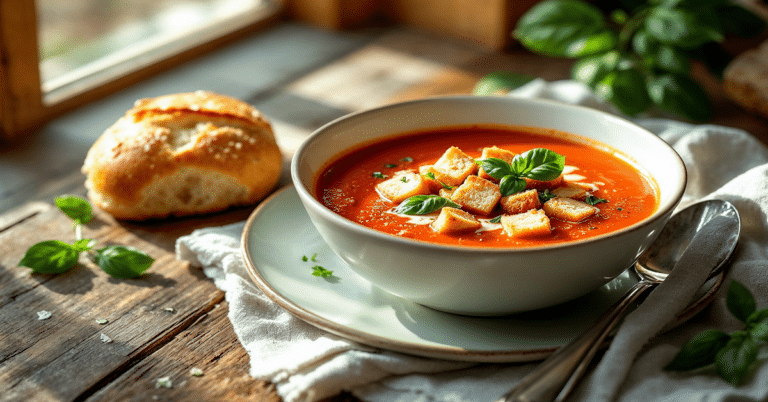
[725,40,768,118]
[82,91,282,220]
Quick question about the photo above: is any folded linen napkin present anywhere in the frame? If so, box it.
[176,79,768,402]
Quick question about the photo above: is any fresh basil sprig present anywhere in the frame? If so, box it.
[666,280,768,385]
[394,195,461,215]
[18,196,154,278]
[478,148,565,196]
[506,0,766,121]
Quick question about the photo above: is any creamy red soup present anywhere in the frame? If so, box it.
[314,125,659,248]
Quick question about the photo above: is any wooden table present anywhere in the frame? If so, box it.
[2,23,768,402]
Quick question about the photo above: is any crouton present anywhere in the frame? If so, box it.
[501,209,551,237]
[479,146,517,181]
[524,174,564,190]
[543,197,598,222]
[419,165,455,192]
[375,171,432,203]
[431,207,482,233]
[551,184,588,200]
[439,187,455,199]
[500,189,540,215]
[431,146,478,186]
[450,175,501,215]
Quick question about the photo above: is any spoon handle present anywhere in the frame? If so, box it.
[496,280,655,402]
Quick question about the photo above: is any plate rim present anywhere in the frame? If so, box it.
[240,185,724,363]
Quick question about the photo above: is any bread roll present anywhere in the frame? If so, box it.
[82,91,282,220]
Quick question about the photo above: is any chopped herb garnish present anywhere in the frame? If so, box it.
[477,148,565,197]
[156,376,173,389]
[423,172,453,190]
[372,172,388,179]
[400,176,409,183]
[311,253,318,262]
[311,266,333,277]
[586,195,608,205]
[489,216,502,223]
[538,189,557,204]
[302,255,308,262]
[384,163,397,168]
[400,157,413,162]
[394,195,461,215]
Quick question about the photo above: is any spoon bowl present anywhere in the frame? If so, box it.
[636,199,741,283]
[499,199,741,402]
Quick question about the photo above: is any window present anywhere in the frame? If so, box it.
[0,0,281,140]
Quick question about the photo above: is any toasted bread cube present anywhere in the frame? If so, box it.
[439,187,455,198]
[419,165,454,192]
[431,146,478,186]
[525,174,564,190]
[479,146,517,181]
[501,209,551,237]
[500,189,540,215]
[552,184,588,200]
[375,171,432,203]
[431,207,482,233]
[543,197,598,222]
[450,175,501,215]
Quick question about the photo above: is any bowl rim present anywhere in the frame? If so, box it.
[290,95,687,254]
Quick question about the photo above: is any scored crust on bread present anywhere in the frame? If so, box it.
[81,91,283,220]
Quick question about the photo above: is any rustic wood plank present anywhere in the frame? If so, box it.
[83,300,281,402]
[0,204,234,402]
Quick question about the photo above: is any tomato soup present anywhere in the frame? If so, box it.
[314,125,659,248]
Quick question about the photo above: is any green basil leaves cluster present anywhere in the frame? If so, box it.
[479,148,565,196]
[19,196,154,278]
[666,280,768,385]
[511,0,765,121]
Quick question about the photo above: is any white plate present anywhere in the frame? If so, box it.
[241,186,722,363]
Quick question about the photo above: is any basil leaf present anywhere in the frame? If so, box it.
[719,4,766,38]
[665,329,731,371]
[311,266,333,278]
[539,189,557,204]
[596,68,652,116]
[473,71,535,95]
[489,216,502,223]
[632,29,659,57]
[393,195,461,215]
[715,332,760,385]
[514,0,616,57]
[511,148,565,181]
[19,240,79,274]
[645,7,723,48]
[478,158,514,180]
[726,280,756,323]
[747,313,768,341]
[72,239,95,252]
[651,45,690,74]
[647,74,712,121]
[571,51,621,88]
[94,245,154,278]
[55,196,93,224]
[585,195,608,205]
[499,176,527,197]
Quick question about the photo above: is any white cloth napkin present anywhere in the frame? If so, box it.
[176,79,768,402]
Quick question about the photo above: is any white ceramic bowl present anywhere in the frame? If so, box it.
[291,96,686,315]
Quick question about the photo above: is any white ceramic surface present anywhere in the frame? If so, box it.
[241,186,718,363]
[291,96,687,315]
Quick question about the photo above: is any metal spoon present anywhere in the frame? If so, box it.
[497,199,741,402]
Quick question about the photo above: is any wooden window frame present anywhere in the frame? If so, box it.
[0,1,283,142]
